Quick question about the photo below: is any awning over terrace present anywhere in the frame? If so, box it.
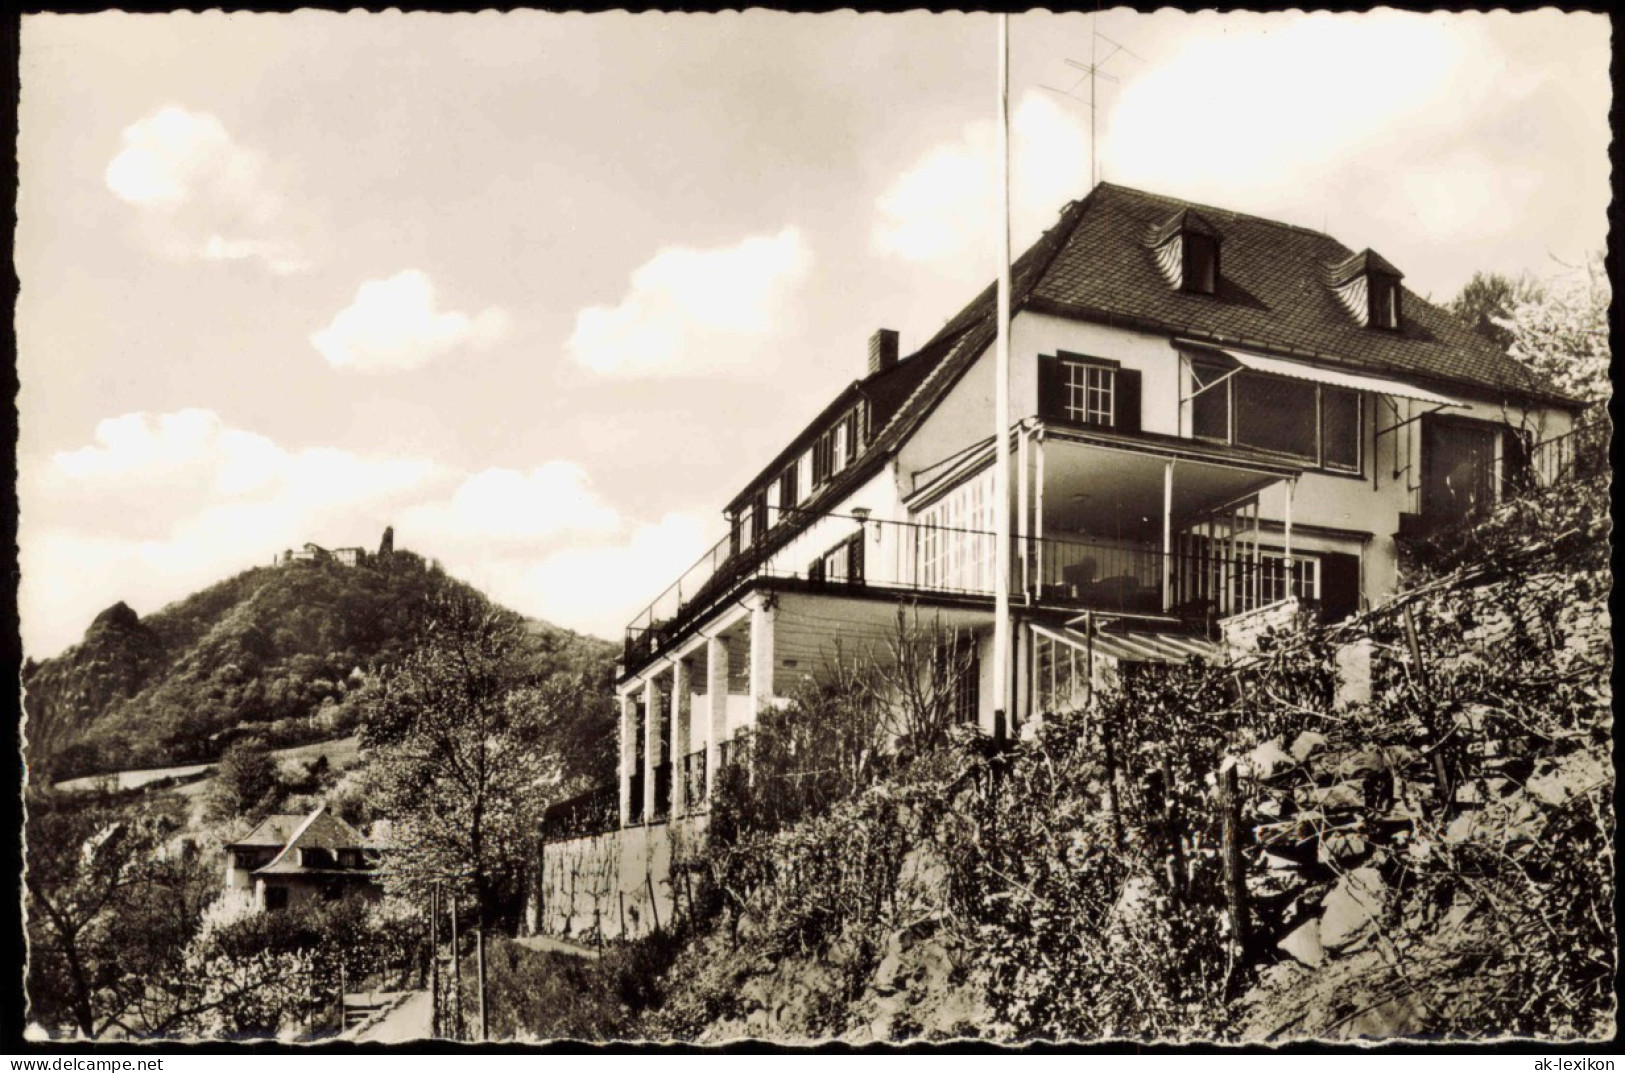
[1178,341,1468,408]
[1034,622,1220,665]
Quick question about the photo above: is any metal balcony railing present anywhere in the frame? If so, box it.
[1401,417,1609,536]
[623,511,1333,664]
[681,749,707,813]
[652,761,673,823]
[626,770,645,826]
[540,783,619,843]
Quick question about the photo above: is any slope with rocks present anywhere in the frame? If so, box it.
[612,474,1611,1043]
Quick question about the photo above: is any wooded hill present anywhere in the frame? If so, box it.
[23,549,619,786]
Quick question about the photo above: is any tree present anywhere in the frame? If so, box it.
[864,604,979,753]
[1449,270,1543,351]
[24,795,213,1038]
[205,738,281,823]
[360,589,566,1039]
[1495,252,1611,406]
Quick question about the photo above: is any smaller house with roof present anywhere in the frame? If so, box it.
[222,805,383,912]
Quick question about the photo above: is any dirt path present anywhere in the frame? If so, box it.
[353,989,433,1043]
[514,933,601,959]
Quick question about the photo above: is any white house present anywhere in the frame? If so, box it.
[537,182,1586,940]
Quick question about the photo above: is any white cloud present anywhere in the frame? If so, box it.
[399,462,622,551]
[22,409,449,656]
[1101,14,1504,234]
[311,270,511,373]
[22,410,713,656]
[481,513,714,640]
[567,228,811,378]
[871,91,1091,279]
[105,105,310,274]
[48,409,438,507]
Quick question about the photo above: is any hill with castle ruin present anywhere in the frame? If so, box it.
[23,535,618,786]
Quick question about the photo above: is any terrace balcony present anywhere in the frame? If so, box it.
[623,510,1313,672]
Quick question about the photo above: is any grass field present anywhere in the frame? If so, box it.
[55,735,363,796]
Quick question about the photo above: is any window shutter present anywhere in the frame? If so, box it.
[1038,355,1064,421]
[1318,552,1361,623]
[752,490,768,542]
[1502,426,1535,497]
[779,466,798,515]
[847,534,865,583]
[1114,369,1142,434]
[729,514,741,557]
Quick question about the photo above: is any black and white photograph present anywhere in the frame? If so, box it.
[12,7,1614,1048]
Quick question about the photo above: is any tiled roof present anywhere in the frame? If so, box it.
[233,804,368,868]
[834,182,1579,509]
[1147,207,1220,246]
[1329,247,1404,284]
[254,807,371,875]
[1025,184,1570,403]
[230,814,310,848]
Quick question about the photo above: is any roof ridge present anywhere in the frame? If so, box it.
[1097,181,1340,244]
[257,803,326,873]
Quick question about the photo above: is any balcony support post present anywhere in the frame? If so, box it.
[642,677,662,823]
[1017,424,1030,600]
[1035,433,1046,591]
[618,691,637,827]
[1284,477,1295,572]
[749,597,777,723]
[705,635,729,802]
[1162,460,1175,612]
[669,658,687,818]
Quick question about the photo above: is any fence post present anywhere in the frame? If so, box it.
[1103,723,1124,852]
[449,891,463,1041]
[429,883,440,1038]
[646,871,662,934]
[1160,754,1187,901]
[1402,604,1453,806]
[1218,756,1248,998]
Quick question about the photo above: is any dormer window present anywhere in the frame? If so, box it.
[1330,248,1404,331]
[1183,232,1219,295]
[1368,272,1401,329]
[1149,209,1221,295]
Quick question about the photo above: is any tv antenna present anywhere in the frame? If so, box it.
[1041,15,1143,188]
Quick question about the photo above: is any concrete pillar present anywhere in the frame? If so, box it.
[749,597,777,723]
[669,658,688,817]
[1162,459,1174,611]
[1284,477,1296,577]
[642,678,662,822]
[618,691,637,827]
[705,635,729,802]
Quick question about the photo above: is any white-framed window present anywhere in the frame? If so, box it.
[832,421,849,475]
[1191,361,1362,474]
[797,450,814,501]
[1236,551,1319,613]
[913,470,997,593]
[1369,274,1402,329]
[1064,361,1115,426]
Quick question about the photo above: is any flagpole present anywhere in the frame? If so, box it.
[992,12,1013,740]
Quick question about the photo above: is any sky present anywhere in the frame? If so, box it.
[15,9,1612,658]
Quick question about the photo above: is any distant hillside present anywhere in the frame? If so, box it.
[23,549,619,784]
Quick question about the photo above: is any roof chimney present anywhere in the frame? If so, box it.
[868,329,899,375]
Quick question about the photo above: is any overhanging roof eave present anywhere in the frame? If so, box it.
[1176,340,1469,408]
